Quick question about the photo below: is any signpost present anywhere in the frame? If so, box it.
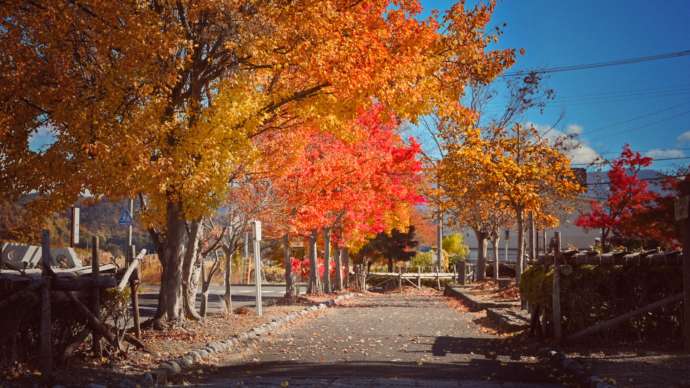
[118,206,133,226]
[251,220,263,316]
[70,207,80,247]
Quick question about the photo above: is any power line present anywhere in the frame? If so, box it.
[585,173,686,186]
[478,88,690,114]
[596,147,690,156]
[587,108,690,142]
[503,49,690,77]
[583,103,688,135]
[572,156,690,167]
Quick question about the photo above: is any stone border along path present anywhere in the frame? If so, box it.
[445,285,615,388]
[149,293,355,385]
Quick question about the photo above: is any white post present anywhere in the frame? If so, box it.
[436,211,443,271]
[127,199,134,247]
[252,221,262,316]
[70,207,80,247]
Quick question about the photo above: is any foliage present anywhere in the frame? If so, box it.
[409,250,448,271]
[262,264,286,283]
[520,264,682,340]
[274,106,424,249]
[290,257,337,280]
[0,0,517,316]
[358,226,419,266]
[442,233,469,259]
[576,145,676,249]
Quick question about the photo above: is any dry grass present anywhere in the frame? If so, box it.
[138,255,246,285]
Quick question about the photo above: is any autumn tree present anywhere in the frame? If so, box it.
[359,226,419,272]
[274,106,424,293]
[1,0,517,318]
[576,145,663,250]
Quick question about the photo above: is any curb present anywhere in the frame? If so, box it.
[147,293,355,385]
[444,286,528,332]
[444,285,516,311]
[485,307,529,332]
[539,348,615,388]
[445,285,613,387]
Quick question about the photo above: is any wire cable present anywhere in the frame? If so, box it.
[503,49,690,77]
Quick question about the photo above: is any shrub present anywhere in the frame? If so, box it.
[410,250,448,271]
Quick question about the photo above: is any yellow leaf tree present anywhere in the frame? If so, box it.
[1,0,517,321]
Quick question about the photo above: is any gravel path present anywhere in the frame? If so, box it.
[184,292,564,387]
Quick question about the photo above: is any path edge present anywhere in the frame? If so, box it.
[148,293,355,385]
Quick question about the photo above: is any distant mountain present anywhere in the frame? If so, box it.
[1,197,154,257]
[584,169,668,199]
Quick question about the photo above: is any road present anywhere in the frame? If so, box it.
[182,292,564,387]
[138,283,304,317]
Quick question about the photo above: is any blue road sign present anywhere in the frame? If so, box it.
[119,208,133,226]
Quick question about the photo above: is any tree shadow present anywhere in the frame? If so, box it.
[176,359,557,385]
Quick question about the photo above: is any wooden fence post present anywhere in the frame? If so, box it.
[129,245,141,338]
[398,266,403,292]
[457,261,466,285]
[91,237,102,356]
[552,231,562,342]
[40,230,53,377]
[417,267,421,288]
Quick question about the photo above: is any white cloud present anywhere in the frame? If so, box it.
[677,131,690,144]
[565,124,583,135]
[529,122,602,165]
[645,148,685,159]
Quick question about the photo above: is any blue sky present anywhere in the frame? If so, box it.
[415,0,690,171]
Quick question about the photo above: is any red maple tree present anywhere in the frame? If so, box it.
[576,145,659,249]
[276,104,423,245]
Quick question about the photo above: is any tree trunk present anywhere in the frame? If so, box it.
[284,234,294,300]
[387,258,394,273]
[182,220,202,320]
[492,237,500,279]
[308,230,320,294]
[343,249,350,289]
[155,201,187,322]
[516,208,525,285]
[334,247,343,291]
[199,255,209,318]
[222,246,233,315]
[323,228,331,293]
[474,229,488,281]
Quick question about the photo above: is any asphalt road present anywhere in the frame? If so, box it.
[138,283,305,317]
[185,292,564,387]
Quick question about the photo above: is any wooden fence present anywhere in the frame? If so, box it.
[0,230,146,378]
[533,236,684,344]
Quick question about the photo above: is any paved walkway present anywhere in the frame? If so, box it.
[185,292,563,387]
